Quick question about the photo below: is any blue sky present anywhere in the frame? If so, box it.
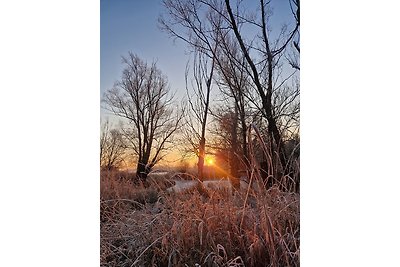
[101,0,188,119]
[100,0,296,120]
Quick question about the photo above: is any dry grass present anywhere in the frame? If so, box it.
[101,171,299,266]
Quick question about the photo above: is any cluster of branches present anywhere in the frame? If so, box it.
[159,0,300,187]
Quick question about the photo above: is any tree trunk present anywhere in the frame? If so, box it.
[239,106,249,169]
[136,162,149,182]
[230,108,240,189]
[198,137,206,181]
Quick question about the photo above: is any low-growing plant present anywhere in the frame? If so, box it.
[101,170,299,266]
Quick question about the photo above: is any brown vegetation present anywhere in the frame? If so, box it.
[101,170,299,266]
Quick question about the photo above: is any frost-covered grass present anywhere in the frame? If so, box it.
[100,170,299,266]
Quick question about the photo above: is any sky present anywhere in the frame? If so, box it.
[101,0,187,121]
[100,0,296,122]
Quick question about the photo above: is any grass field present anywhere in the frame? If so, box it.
[100,170,299,266]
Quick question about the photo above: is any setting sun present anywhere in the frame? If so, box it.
[205,156,214,165]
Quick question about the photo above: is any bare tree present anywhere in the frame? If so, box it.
[160,0,227,181]
[103,53,182,182]
[214,38,253,174]
[183,51,215,181]
[100,120,127,170]
[160,0,300,179]
[223,0,299,172]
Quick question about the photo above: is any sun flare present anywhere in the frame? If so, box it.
[205,156,214,166]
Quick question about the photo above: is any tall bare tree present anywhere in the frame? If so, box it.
[223,0,299,172]
[183,51,215,181]
[103,53,182,181]
[214,37,252,174]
